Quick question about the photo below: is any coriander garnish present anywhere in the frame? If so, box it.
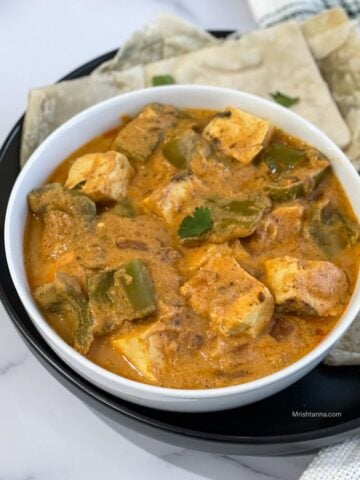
[269,91,299,108]
[178,207,213,239]
[152,75,176,86]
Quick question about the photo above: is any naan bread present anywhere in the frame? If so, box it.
[302,8,360,170]
[20,14,351,167]
[21,15,216,166]
[93,14,217,75]
[20,68,144,166]
[143,21,350,149]
[21,17,349,166]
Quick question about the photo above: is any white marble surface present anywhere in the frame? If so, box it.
[0,1,315,478]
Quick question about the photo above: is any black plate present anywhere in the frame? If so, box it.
[1,33,360,456]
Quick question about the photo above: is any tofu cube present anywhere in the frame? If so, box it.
[112,324,163,382]
[141,173,206,223]
[112,103,179,162]
[180,254,274,338]
[246,203,304,252]
[203,107,273,165]
[178,240,249,275]
[264,256,349,316]
[266,203,304,239]
[65,150,134,202]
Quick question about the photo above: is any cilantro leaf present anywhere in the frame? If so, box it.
[178,207,213,239]
[269,91,299,108]
[152,75,176,86]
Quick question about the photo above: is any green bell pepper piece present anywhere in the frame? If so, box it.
[28,183,96,221]
[87,270,135,336]
[162,137,188,169]
[179,195,271,245]
[266,180,305,202]
[107,198,137,218]
[262,143,307,177]
[307,201,359,255]
[207,195,271,243]
[87,261,156,337]
[88,271,115,303]
[115,259,156,318]
[34,272,93,353]
[162,130,211,169]
[266,161,330,202]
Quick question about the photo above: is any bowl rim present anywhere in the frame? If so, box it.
[5,84,360,400]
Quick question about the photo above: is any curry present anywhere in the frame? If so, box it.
[24,104,360,389]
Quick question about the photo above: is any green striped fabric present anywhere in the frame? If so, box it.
[249,0,360,27]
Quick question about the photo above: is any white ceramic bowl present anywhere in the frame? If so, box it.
[5,86,360,412]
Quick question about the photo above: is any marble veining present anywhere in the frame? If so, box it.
[0,0,315,478]
[0,355,28,376]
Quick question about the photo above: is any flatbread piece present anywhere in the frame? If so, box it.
[302,7,360,170]
[143,20,350,149]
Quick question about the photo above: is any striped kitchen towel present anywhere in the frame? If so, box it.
[299,436,360,479]
[249,0,360,26]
